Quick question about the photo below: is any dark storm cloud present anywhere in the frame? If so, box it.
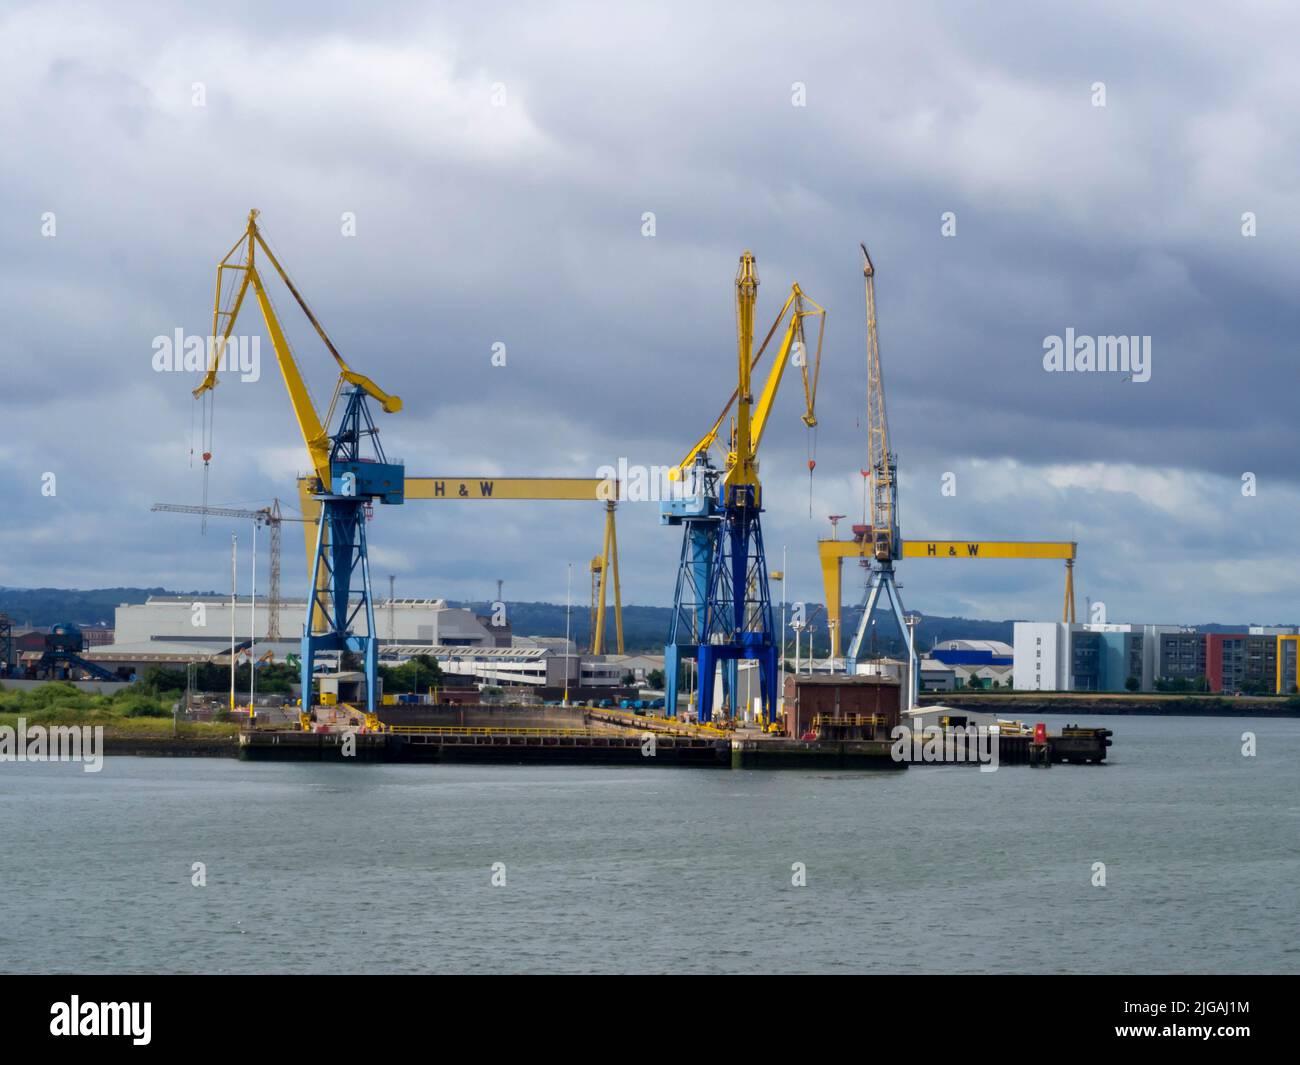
[2,0,1297,623]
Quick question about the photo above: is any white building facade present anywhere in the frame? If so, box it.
[112,596,498,647]
[1013,621,1180,692]
[1013,622,1070,691]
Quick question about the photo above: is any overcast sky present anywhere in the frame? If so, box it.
[2,0,1298,627]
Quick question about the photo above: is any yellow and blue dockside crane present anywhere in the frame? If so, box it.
[193,210,403,716]
[662,251,825,723]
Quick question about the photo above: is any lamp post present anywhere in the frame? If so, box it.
[903,611,922,711]
[248,518,257,723]
[777,549,786,725]
[229,533,237,713]
[564,562,573,707]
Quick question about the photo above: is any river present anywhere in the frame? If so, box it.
[1,715,1296,973]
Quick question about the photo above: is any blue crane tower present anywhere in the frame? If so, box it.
[300,386,404,715]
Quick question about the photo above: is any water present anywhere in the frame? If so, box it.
[1,715,1297,973]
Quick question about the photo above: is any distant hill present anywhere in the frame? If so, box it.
[450,600,1016,655]
[0,587,207,628]
[1,587,1289,653]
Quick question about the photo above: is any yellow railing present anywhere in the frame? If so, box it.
[812,713,884,728]
[590,708,729,737]
[383,725,600,737]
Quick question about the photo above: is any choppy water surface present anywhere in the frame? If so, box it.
[1,715,1296,973]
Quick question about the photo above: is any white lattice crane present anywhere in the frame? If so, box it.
[150,500,311,641]
[844,244,917,707]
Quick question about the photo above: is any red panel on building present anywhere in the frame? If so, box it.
[1204,634,1246,694]
[1206,634,1224,693]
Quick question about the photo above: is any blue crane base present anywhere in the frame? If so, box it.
[665,640,779,725]
[300,494,380,716]
[663,497,779,725]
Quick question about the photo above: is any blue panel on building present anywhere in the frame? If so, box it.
[932,649,1012,666]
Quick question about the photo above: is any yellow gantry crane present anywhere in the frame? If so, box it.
[589,500,622,655]
[295,475,626,654]
[820,537,1078,659]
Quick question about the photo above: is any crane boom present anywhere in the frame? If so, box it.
[670,282,825,483]
[154,502,269,522]
[193,209,401,490]
[730,251,759,496]
[862,242,898,563]
[750,284,825,449]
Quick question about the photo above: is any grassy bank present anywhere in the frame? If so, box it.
[920,690,1300,717]
[0,681,239,739]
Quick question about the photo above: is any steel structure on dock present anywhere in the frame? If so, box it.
[843,244,918,709]
[662,252,825,724]
[301,388,404,715]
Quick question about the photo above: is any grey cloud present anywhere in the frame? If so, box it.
[1,0,1297,624]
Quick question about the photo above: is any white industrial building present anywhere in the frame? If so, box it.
[407,641,640,689]
[926,638,1014,689]
[918,658,956,691]
[97,595,660,693]
[110,595,499,647]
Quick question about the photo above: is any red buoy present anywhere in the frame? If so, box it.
[1034,722,1047,744]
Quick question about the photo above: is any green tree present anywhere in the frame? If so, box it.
[1124,676,1139,692]
[379,654,444,694]
[141,665,187,693]
[646,669,665,690]
[1239,678,1274,696]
